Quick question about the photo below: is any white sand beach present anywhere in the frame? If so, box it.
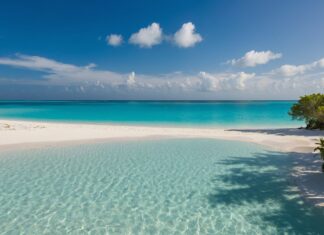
[0,119,321,151]
[0,119,323,207]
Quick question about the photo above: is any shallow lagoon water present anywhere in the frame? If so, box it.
[0,139,323,234]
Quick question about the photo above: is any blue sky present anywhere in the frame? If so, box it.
[0,0,324,99]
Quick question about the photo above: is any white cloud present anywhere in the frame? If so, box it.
[0,54,124,86]
[173,22,202,48]
[197,72,221,91]
[106,22,203,49]
[274,58,324,76]
[197,71,255,91]
[129,23,163,48]
[0,54,323,99]
[275,64,307,77]
[235,72,255,90]
[228,50,282,67]
[0,54,79,72]
[317,58,324,67]
[106,34,123,46]
[127,72,136,87]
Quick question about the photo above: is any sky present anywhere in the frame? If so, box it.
[0,0,324,100]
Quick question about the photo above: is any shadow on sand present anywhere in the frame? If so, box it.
[228,128,324,137]
[207,151,324,234]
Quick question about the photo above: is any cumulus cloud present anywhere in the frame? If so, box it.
[127,72,136,87]
[0,54,255,93]
[228,50,282,67]
[0,54,323,99]
[129,23,163,48]
[106,34,123,46]
[275,64,308,77]
[106,22,202,48]
[197,71,255,91]
[235,72,256,90]
[198,72,221,91]
[173,22,202,48]
[273,58,324,76]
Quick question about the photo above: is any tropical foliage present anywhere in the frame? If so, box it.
[289,93,324,129]
[314,138,324,172]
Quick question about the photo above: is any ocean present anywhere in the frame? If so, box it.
[0,100,302,128]
[1,101,320,234]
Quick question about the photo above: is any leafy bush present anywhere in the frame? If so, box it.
[314,138,324,172]
[289,93,324,129]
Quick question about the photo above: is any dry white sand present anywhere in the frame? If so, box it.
[0,119,323,207]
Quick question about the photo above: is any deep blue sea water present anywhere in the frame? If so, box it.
[0,139,323,234]
[0,100,302,127]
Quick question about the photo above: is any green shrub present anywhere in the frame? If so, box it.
[289,93,324,130]
[314,138,324,172]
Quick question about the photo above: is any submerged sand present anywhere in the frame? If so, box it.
[0,119,323,207]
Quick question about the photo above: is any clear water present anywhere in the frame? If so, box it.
[0,139,323,234]
[0,101,302,128]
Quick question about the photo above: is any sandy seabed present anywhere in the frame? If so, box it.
[0,119,323,207]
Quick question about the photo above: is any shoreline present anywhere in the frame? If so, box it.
[0,116,302,129]
[0,119,318,151]
[1,119,323,207]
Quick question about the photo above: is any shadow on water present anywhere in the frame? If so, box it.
[208,151,324,234]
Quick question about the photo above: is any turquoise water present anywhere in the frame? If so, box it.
[0,139,323,234]
[0,101,302,127]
